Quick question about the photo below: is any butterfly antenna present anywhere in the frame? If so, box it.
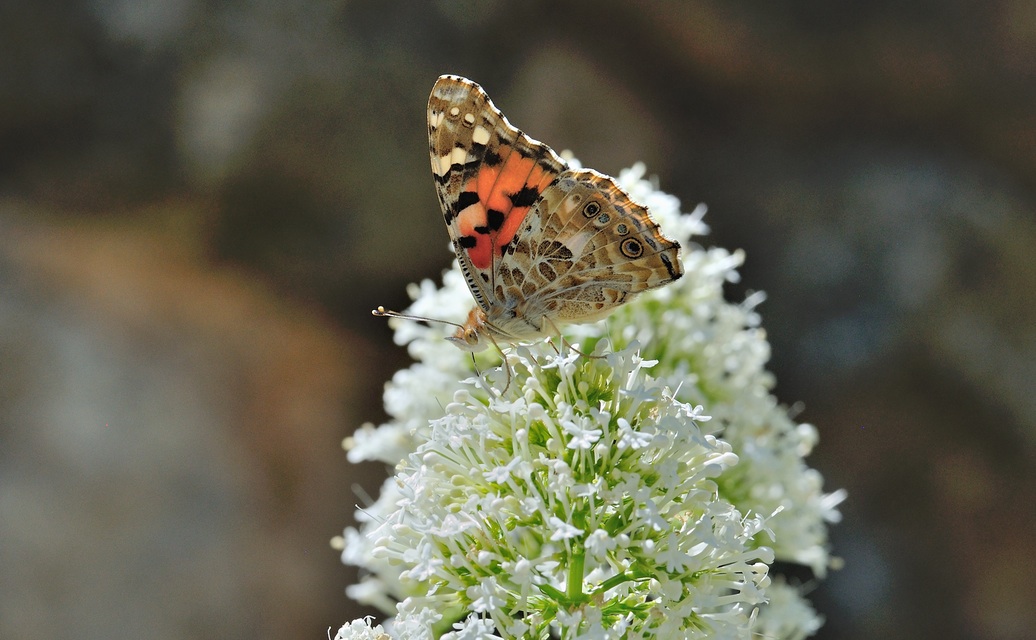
[372,306,466,330]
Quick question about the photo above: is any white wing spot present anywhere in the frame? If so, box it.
[472,125,491,145]
[429,110,445,128]
[450,146,468,165]
[463,112,476,125]
[449,106,461,117]
[434,153,452,176]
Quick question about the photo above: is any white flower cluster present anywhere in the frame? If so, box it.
[371,347,773,639]
[334,617,390,640]
[338,163,843,639]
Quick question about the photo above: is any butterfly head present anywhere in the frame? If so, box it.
[447,307,493,352]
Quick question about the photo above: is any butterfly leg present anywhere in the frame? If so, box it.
[546,337,562,355]
[471,352,506,397]
[496,344,513,395]
[477,334,511,396]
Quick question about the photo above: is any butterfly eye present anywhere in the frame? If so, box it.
[582,201,601,217]
[620,238,643,258]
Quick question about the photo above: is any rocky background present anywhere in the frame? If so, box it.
[2,2,1034,639]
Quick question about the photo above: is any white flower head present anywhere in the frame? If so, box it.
[341,161,842,639]
[368,344,774,638]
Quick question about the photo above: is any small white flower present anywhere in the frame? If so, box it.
[562,417,602,450]
[466,577,508,614]
[483,456,520,483]
[583,528,616,560]
[548,516,585,542]
[441,614,501,640]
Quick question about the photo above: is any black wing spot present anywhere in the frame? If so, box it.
[539,159,561,173]
[459,235,477,248]
[509,186,540,208]
[486,209,505,232]
[661,253,681,280]
[484,150,502,166]
[454,190,480,213]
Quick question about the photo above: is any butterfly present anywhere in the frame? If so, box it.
[377,75,682,355]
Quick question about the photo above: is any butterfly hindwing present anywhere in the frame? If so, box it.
[496,168,682,326]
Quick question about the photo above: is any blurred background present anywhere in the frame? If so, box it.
[2,1,1034,639]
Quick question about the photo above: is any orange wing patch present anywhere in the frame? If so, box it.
[455,147,555,270]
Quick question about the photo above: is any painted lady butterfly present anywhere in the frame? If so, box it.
[379,75,682,353]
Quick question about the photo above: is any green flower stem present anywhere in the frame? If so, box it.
[566,545,586,603]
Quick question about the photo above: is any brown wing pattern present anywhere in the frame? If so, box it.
[493,168,682,327]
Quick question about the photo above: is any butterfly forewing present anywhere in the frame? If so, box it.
[427,75,565,314]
